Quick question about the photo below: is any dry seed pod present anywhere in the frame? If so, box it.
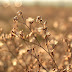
[50,39,58,49]
[27,49,32,54]
[26,17,34,24]
[11,28,16,34]
[43,21,47,29]
[44,21,47,25]
[26,34,29,39]
[13,16,18,21]
[11,33,16,37]
[26,17,34,28]
[46,31,51,36]
[17,10,22,16]
[26,30,34,39]
[36,16,42,23]
[11,28,18,37]
[43,27,47,31]
[40,19,42,22]
[37,16,41,20]
[51,51,54,57]
[29,30,34,37]
[50,39,58,45]
[19,30,23,36]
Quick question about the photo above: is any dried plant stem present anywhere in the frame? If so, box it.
[45,37,59,71]
[20,16,41,45]
[23,22,41,45]
[32,54,48,72]
[16,33,56,69]
[21,38,48,53]
[19,37,59,72]
[20,37,48,72]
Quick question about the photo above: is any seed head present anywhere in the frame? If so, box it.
[17,10,22,16]
[36,16,42,23]
[13,16,18,21]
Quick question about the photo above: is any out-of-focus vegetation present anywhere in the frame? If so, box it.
[0,3,72,72]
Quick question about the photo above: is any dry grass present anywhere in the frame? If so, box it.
[0,7,72,72]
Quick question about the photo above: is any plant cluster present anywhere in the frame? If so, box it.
[0,10,72,72]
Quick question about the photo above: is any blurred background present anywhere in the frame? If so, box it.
[0,0,72,34]
[0,0,72,72]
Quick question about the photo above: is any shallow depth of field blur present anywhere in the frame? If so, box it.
[0,1,72,72]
